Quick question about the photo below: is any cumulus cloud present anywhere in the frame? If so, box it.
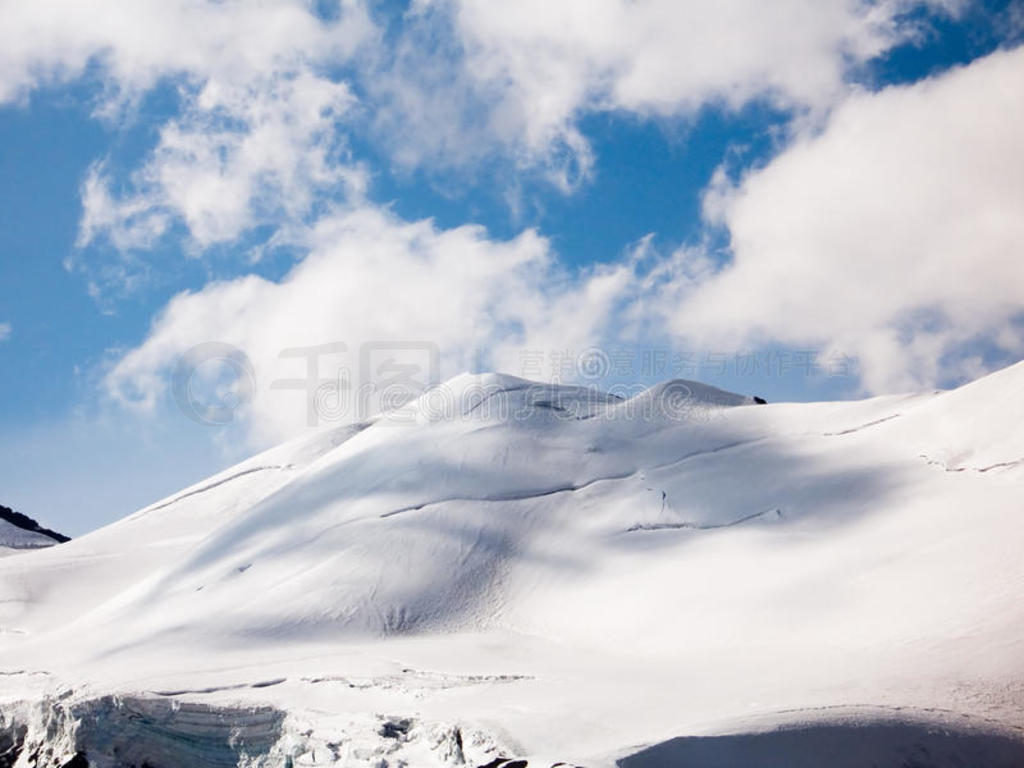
[671,45,1024,393]
[106,206,631,445]
[3,0,964,260]
[381,0,961,184]
[105,43,1024,444]
[0,0,374,273]
[78,71,366,253]
[11,0,1020,441]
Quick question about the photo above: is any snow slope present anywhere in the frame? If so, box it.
[1,366,1024,766]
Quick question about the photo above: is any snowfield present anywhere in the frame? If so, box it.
[1,366,1024,766]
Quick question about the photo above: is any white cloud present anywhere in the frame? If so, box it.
[0,0,374,274]
[0,1,371,106]
[106,205,630,445]
[670,45,1024,393]
[0,322,11,342]
[106,44,1024,444]
[13,0,1020,423]
[78,71,366,252]
[1,0,964,262]
[383,0,960,183]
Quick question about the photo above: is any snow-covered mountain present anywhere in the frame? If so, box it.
[1,366,1023,766]
[0,505,69,556]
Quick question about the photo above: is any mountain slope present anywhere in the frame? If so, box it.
[0,505,69,556]
[1,366,1023,766]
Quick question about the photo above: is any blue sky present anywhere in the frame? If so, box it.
[1,0,1022,535]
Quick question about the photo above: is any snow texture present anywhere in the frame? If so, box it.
[1,366,1024,766]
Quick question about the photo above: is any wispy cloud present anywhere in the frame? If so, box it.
[77,72,367,253]
[0,322,11,342]
[1,0,375,293]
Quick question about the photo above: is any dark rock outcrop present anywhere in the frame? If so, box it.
[0,505,69,544]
